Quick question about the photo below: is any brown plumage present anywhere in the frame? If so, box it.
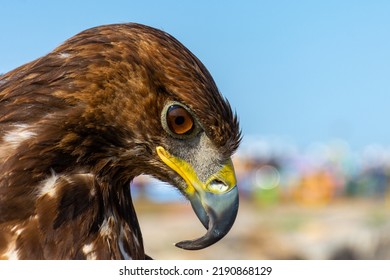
[0,23,241,259]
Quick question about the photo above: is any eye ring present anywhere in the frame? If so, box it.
[161,102,200,139]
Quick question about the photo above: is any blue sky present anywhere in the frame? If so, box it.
[1,1,390,150]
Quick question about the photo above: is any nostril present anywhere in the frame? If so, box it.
[208,179,229,193]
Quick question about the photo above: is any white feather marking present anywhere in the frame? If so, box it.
[2,242,19,260]
[38,170,59,198]
[133,233,140,248]
[10,225,19,232]
[99,216,114,237]
[0,124,37,160]
[10,224,24,237]
[119,227,132,260]
[82,243,97,260]
[3,124,36,145]
[82,243,94,254]
[58,52,71,58]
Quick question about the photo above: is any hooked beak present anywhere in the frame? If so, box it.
[156,146,239,250]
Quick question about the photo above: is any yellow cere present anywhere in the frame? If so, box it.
[156,146,237,195]
[205,159,237,194]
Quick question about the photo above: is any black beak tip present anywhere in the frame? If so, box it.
[176,187,239,250]
[174,223,225,250]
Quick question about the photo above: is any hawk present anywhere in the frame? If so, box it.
[0,23,241,259]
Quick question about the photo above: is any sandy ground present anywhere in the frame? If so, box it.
[134,198,390,260]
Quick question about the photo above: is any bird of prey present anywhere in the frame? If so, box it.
[0,23,241,259]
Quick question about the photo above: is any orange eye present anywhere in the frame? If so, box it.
[166,105,194,135]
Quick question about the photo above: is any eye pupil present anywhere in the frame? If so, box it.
[175,116,185,125]
[166,104,195,136]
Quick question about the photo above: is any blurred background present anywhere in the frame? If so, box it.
[2,0,390,259]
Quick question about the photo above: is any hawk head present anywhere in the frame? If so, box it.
[0,23,241,258]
